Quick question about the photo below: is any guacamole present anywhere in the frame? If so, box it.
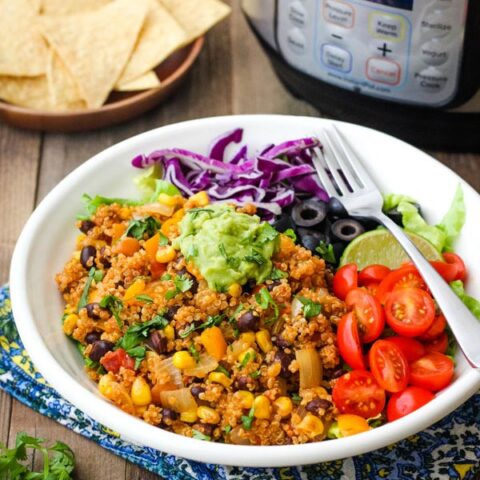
[174,204,279,291]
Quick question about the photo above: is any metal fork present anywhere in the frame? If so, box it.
[311,124,480,369]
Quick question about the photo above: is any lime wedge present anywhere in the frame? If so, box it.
[339,229,443,270]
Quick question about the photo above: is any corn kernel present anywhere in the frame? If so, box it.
[164,325,175,341]
[62,314,78,336]
[98,375,113,396]
[131,377,152,406]
[119,207,131,220]
[296,413,324,438]
[238,347,256,365]
[273,396,293,417]
[312,387,329,397]
[208,371,232,388]
[197,406,220,424]
[76,233,86,248]
[186,191,209,209]
[157,193,178,207]
[156,245,176,263]
[253,395,271,419]
[123,279,146,301]
[72,251,81,261]
[256,329,273,354]
[234,390,254,409]
[135,405,147,416]
[180,410,198,423]
[267,362,282,378]
[239,332,256,346]
[172,351,196,369]
[227,283,242,298]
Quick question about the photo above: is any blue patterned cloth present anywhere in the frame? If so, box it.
[0,284,479,479]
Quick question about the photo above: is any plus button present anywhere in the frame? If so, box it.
[377,42,392,57]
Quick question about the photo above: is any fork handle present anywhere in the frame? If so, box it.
[373,212,480,369]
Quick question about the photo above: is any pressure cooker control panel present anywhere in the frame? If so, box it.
[277,0,468,106]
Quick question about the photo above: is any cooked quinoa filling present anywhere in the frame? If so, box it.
[56,192,346,445]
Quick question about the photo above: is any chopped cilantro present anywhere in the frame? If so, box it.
[241,407,255,430]
[215,365,231,378]
[297,296,322,318]
[256,223,279,244]
[250,370,261,379]
[166,274,193,300]
[77,267,97,311]
[125,216,160,240]
[240,351,255,368]
[191,429,211,441]
[159,232,169,246]
[187,208,214,219]
[244,250,266,266]
[179,324,196,339]
[255,288,279,320]
[284,228,297,242]
[179,315,225,338]
[189,344,200,363]
[135,294,154,304]
[161,273,172,281]
[219,243,240,269]
[99,295,124,328]
[315,241,336,264]
[223,425,232,434]
[269,268,287,280]
[291,393,302,404]
[93,269,104,283]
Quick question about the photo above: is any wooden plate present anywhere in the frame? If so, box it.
[0,37,204,132]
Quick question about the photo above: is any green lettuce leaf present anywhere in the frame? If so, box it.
[450,280,480,320]
[437,185,466,252]
[134,165,180,202]
[382,193,416,212]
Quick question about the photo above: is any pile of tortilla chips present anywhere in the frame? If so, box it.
[0,0,230,111]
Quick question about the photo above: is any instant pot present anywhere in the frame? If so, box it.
[242,0,480,151]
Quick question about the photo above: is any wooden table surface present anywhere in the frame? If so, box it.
[1,2,479,478]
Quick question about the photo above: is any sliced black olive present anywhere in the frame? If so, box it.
[327,197,348,218]
[292,200,327,228]
[272,213,296,233]
[331,219,365,243]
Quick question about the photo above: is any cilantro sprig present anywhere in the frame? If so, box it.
[99,295,124,328]
[315,241,336,264]
[191,429,211,441]
[179,314,225,339]
[255,288,279,321]
[241,407,255,430]
[165,275,194,300]
[125,216,160,240]
[77,267,99,311]
[0,432,75,479]
[297,296,322,319]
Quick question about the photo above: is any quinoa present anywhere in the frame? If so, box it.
[57,195,345,445]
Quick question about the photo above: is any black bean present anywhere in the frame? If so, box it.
[272,335,290,348]
[199,423,214,437]
[274,351,293,378]
[242,279,256,295]
[80,246,96,270]
[237,311,259,332]
[79,220,95,234]
[324,367,344,379]
[89,340,114,362]
[306,398,332,413]
[327,197,348,218]
[98,247,111,269]
[266,280,281,292]
[85,302,102,320]
[161,408,178,424]
[189,278,199,295]
[85,332,101,344]
[191,385,205,398]
[164,306,178,320]
[146,331,167,354]
[234,376,257,392]
[176,267,188,276]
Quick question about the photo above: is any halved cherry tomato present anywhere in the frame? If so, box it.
[443,252,467,282]
[409,352,454,392]
[376,265,427,305]
[333,264,358,300]
[100,348,135,373]
[337,312,366,370]
[418,314,446,341]
[430,261,459,283]
[387,386,435,422]
[385,287,435,337]
[364,282,380,297]
[332,370,386,418]
[386,336,426,362]
[369,339,409,393]
[345,288,384,343]
[424,332,449,354]
[358,265,391,286]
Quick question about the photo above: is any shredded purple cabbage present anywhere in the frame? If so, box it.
[131,129,328,218]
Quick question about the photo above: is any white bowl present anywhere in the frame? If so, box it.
[10,115,480,467]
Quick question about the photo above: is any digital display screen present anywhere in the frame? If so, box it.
[366,0,413,10]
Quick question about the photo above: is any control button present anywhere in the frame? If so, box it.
[421,11,454,39]
[369,12,406,42]
[433,0,453,9]
[370,40,396,58]
[321,44,352,73]
[421,38,449,66]
[366,58,401,85]
[323,0,355,29]
[415,67,448,93]
[289,1,308,28]
[286,28,307,54]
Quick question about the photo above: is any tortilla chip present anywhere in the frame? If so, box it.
[40,0,149,108]
[159,0,230,44]
[46,50,86,111]
[40,0,110,15]
[0,0,48,76]
[0,75,51,110]
[116,0,186,85]
[115,71,161,92]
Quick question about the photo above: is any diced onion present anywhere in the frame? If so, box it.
[159,388,198,413]
[291,297,303,318]
[136,203,174,217]
[147,353,184,388]
[183,353,218,378]
[296,348,323,389]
